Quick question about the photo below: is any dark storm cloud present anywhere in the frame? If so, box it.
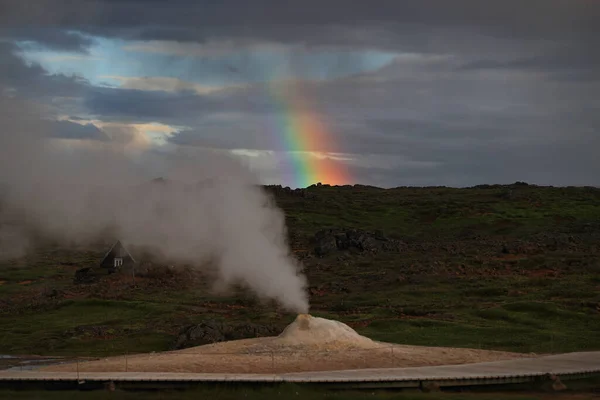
[83,87,217,119]
[80,58,599,183]
[3,0,598,88]
[354,104,600,187]
[458,43,600,81]
[0,27,94,52]
[82,82,283,122]
[346,130,600,188]
[2,1,598,50]
[0,42,86,99]
[47,120,110,141]
[167,126,265,151]
[1,0,599,187]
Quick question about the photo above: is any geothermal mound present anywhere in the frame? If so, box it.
[42,313,530,374]
[276,314,376,348]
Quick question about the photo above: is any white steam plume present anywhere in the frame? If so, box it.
[0,96,308,313]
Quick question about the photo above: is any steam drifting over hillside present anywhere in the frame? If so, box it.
[0,96,308,313]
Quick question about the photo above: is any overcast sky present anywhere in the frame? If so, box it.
[1,0,598,188]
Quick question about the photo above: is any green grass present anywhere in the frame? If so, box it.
[0,184,599,357]
[2,384,600,400]
[0,300,174,356]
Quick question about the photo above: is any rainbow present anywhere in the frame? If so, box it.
[268,79,350,188]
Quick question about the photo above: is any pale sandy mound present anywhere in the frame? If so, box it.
[45,314,533,374]
[276,314,376,348]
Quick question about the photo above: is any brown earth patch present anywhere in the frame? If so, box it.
[44,315,531,374]
[528,269,560,278]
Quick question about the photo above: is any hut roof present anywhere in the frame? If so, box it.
[100,240,136,265]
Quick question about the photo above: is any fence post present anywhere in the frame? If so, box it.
[125,352,128,372]
[271,351,275,372]
[76,357,80,381]
[390,346,394,367]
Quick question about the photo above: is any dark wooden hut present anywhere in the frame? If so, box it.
[100,240,136,273]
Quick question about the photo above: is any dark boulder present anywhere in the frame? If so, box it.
[73,267,100,284]
[500,241,542,255]
[173,320,279,349]
[314,228,404,256]
[314,231,338,256]
[65,325,126,339]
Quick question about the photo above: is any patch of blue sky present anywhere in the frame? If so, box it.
[17,36,397,88]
